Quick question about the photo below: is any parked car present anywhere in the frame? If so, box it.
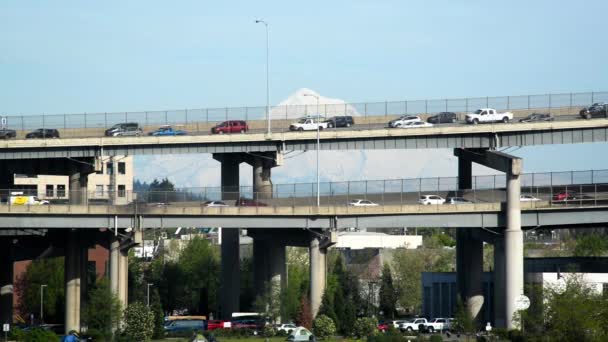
[552,191,592,201]
[211,120,249,134]
[164,319,206,335]
[446,197,473,204]
[399,318,428,332]
[207,320,225,331]
[419,195,446,205]
[465,108,513,124]
[236,198,268,207]
[231,318,264,331]
[427,112,457,124]
[25,128,60,139]
[276,323,298,333]
[104,122,142,137]
[0,128,16,139]
[399,121,433,129]
[390,320,407,329]
[377,322,389,332]
[203,200,228,207]
[149,125,187,136]
[287,327,315,342]
[579,102,607,119]
[348,199,379,207]
[324,116,354,128]
[289,117,328,131]
[520,195,541,202]
[424,318,451,333]
[388,115,421,128]
[519,113,554,123]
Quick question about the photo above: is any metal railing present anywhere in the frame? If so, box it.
[3,169,608,210]
[0,91,606,138]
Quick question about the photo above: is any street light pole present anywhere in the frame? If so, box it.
[255,19,271,135]
[304,93,320,206]
[147,283,153,307]
[40,284,47,324]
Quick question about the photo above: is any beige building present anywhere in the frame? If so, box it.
[12,156,134,204]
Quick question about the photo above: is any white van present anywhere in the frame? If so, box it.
[9,192,49,205]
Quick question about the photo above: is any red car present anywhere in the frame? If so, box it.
[207,320,225,330]
[211,120,249,134]
[236,198,268,207]
[553,191,580,201]
[377,322,389,332]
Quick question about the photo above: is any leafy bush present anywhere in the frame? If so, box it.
[122,302,155,341]
[262,324,276,337]
[354,317,379,338]
[367,332,405,342]
[429,335,443,342]
[313,314,337,339]
[8,328,58,342]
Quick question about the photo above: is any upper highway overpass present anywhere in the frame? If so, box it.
[0,91,606,159]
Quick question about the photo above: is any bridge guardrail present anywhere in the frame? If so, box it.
[0,91,606,139]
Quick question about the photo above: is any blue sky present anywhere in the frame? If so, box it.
[1,1,607,186]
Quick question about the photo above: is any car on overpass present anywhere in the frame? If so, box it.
[520,195,541,202]
[211,120,249,134]
[552,190,592,201]
[519,113,554,123]
[348,199,379,207]
[446,197,473,204]
[324,115,354,128]
[0,128,16,139]
[25,128,60,139]
[465,108,513,124]
[236,198,267,207]
[149,125,187,136]
[427,112,457,124]
[203,200,228,207]
[289,117,328,131]
[399,121,433,129]
[104,122,142,137]
[388,115,421,128]
[419,195,445,205]
[579,102,607,119]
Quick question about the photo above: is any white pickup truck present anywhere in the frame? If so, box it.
[289,117,328,131]
[424,318,452,333]
[465,108,513,124]
[399,318,428,332]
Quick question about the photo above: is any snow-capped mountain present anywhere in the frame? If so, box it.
[269,88,360,120]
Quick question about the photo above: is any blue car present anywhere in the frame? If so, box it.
[149,125,187,136]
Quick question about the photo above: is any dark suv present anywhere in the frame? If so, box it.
[105,122,143,137]
[211,120,249,134]
[25,129,60,139]
[427,112,457,124]
[579,103,607,119]
[0,128,16,139]
[324,116,354,128]
[164,319,206,335]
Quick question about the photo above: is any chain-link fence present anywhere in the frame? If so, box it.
[1,91,606,138]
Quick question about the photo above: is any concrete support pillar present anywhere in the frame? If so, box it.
[253,240,269,293]
[493,236,506,328]
[268,243,286,293]
[505,173,523,329]
[309,237,327,318]
[110,239,120,298]
[0,239,13,325]
[458,158,473,190]
[65,230,82,334]
[252,157,273,200]
[220,228,240,319]
[110,238,128,309]
[80,243,89,317]
[253,240,286,295]
[214,154,241,200]
[456,229,484,321]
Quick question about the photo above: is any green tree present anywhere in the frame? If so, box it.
[253,281,281,324]
[122,302,155,342]
[281,247,310,321]
[312,314,336,339]
[296,295,312,329]
[453,297,474,338]
[573,233,608,256]
[354,317,379,338]
[83,279,122,341]
[177,236,220,314]
[378,262,397,319]
[14,257,65,323]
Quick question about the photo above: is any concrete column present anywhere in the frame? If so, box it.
[505,173,523,329]
[456,229,484,321]
[119,250,129,306]
[220,228,240,319]
[80,244,89,317]
[215,154,241,200]
[458,157,473,190]
[65,230,82,334]
[110,239,120,297]
[252,158,273,200]
[0,239,13,325]
[268,243,286,293]
[69,172,83,205]
[253,240,286,295]
[493,236,506,328]
[309,237,327,318]
[253,240,269,293]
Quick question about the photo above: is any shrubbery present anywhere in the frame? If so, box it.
[313,314,337,339]
[429,335,443,342]
[122,302,155,341]
[354,316,378,338]
[8,328,58,342]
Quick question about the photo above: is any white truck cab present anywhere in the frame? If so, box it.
[289,117,328,131]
